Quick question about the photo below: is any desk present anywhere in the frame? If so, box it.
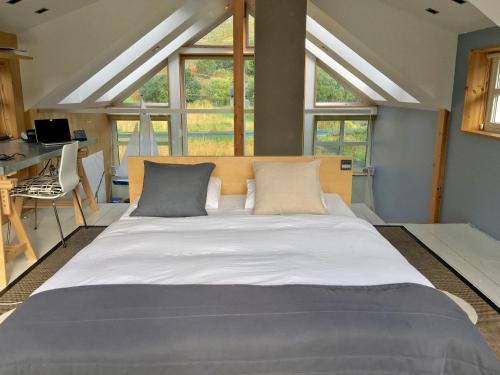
[0,139,99,287]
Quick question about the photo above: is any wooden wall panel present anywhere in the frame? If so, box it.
[0,31,26,137]
[429,109,450,223]
[128,155,353,205]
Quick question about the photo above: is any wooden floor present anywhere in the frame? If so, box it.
[405,223,500,309]
[2,203,128,290]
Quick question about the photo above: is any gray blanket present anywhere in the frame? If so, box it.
[0,283,498,374]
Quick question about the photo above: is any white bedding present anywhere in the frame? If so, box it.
[36,194,432,293]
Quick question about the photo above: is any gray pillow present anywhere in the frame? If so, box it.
[131,161,215,217]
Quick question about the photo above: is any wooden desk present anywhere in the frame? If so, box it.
[0,139,99,287]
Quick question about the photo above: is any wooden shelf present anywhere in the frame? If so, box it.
[0,52,33,61]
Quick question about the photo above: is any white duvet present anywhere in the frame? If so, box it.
[37,196,432,293]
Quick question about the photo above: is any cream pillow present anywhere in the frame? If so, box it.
[253,160,327,215]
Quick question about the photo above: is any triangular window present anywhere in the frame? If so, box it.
[195,16,233,46]
[123,66,169,105]
[315,64,363,105]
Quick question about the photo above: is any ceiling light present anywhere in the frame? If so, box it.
[6,0,23,4]
[426,8,439,14]
[35,8,49,14]
[451,0,466,4]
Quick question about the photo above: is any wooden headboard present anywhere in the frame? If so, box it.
[128,156,353,205]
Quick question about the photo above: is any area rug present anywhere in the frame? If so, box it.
[0,225,498,356]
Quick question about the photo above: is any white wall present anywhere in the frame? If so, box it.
[18,0,185,109]
[309,0,457,110]
[469,0,500,27]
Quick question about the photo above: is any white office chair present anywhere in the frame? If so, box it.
[11,141,87,247]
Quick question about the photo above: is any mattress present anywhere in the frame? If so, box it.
[35,194,431,293]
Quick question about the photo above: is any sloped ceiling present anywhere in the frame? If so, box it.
[379,0,494,33]
[0,0,99,34]
[310,0,460,110]
[468,0,500,27]
[15,0,497,111]
[18,0,188,109]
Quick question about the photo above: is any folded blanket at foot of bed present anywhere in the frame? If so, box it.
[0,283,498,375]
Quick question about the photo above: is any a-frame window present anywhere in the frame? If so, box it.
[123,66,169,105]
[315,63,364,106]
[194,16,233,47]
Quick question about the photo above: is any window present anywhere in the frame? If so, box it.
[113,116,171,164]
[183,57,234,155]
[247,14,255,47]
[314,116,371,173]
[184,58,233,109]
[245,59,255,155]
[195,17,233,46]
[461,46,500,139]
[485,56,500,134]
[315,64,363,106]
[186,113,234,156]
[123,66,169,105]
[245,113,254,155]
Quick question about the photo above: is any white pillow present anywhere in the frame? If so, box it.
[244,179,256,209]
[206,176,222,209]
[245,179,327,210]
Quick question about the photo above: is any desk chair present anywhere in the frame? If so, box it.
[10,142,87,247]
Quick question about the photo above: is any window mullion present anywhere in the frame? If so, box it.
[339,120,345,155]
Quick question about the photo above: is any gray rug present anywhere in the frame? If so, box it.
[0,225,498,356]
[0,226,106,314]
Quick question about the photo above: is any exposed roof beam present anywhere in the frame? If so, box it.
[306,39,386,102]
[59,0,201,104]
[306,16,418,104]
[469,0,500,27]
[97,15,222,103]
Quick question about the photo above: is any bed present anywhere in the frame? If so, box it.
[0,156,497,375]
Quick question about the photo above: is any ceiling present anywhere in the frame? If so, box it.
[379,0,494,33]
[0,0,98,34]
[0,0,494,36]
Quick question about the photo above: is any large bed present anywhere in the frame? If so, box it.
[0,156,497,375]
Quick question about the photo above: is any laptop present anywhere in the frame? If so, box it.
[34,119,72,146]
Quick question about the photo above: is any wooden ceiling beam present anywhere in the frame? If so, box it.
[233,0,245,156]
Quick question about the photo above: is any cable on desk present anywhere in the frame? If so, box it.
[0,153,25,161]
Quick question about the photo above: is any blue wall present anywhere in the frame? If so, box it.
[441,27,500,240]
[373,106,438,223]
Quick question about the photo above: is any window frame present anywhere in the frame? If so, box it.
[460,46,500,140]
[312,115,372,175]
[484,56,500,134]
[192,16,234,48]
[111,115,172,165]
[313,61,374,108]
[179,54,255,156]
[113,62,170,108]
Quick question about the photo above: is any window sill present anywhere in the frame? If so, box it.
[461,129,500,140]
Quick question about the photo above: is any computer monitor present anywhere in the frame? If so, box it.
[34,119,72,145]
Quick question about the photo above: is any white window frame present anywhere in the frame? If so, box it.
[312,115,373,175]
[485,56,500,134]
